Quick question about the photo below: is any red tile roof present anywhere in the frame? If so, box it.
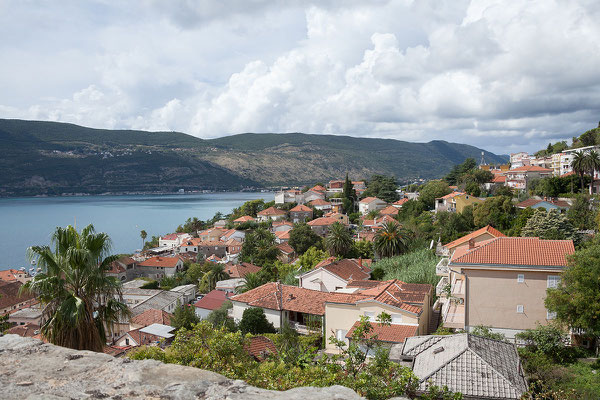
[360,196,384,204]
[346,321,418,343]
[290,204,313,213]
[309,199,331,206]
[308,216,340,226]
[506,166,552,173]
[161,233,186,241]
[492,175,506,183]
[0,269,21,282]
[257,206,286,216]
[380,205,399,215]
[107,261,126,274]
[0,281,36,310]
[437,191,466,200]
[224,263,261,278]
[194,289,231,311]
[131,309,172,327]
[310,185,327,192]
[516,198,571,209]
[277,242,295,254]
[451,237,575,267]
[234,215,255,223]
[312,258,371,281]
[275,230,290,240]
[393,198,409,206]
[138,256,182,268]
[6,323,41,339]
[444,225,506,250]
[231,283,332,315]
[245,335,278,361]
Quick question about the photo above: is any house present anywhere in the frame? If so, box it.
[197,241,228,260]
[505,166,553,191]
[215,278,245,293]
[307,216,344,236]
[245,336,278,361]
[438,225,505,258]
[0,268,31,283]
[298,258,371,292]
[106,261,127,281]
[0,281,36,315]
[137,256,184,278]
[361,215,398,231]
[516,198,571,211]
[434,192,483,213]
[309,198,332,212]
[213,220,227,228]
[324,279,433,353]
[399,334,528,399]
[303,190,325,204]
[198,228,226,242]
[219,229,246,243]
[392,198,409,209]
[130,290,184,316]
[358,197,387,215]
[8,304,43,326]
[224,262,261,279]
[275,230,290,243]
[178,238,203,253]
[289,204,313,223]
[193,289,231,319]
[309,184,327,194]
[158,233,191,249]
[510,152,531,169]
[379,205,399,217]
[231,283,332,334]
[6,323,42,340]
[275,189,303,204]
[170,284,198,304]
[277,242,296,263]
[111,256,137,280]
[115,323,176,348]
[257,206,286,222]
[129,308,172,330]
[438,236,575,338]
[233,215,255,224]
[327,180,345,195]
[272,221,294,232]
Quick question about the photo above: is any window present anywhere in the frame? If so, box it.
[336,329,345,341]
[391,314,403,324]
[125,338,130,346]
[517,274,524,283]
[364,311,375,322]
[547,311,557,320]
[517,305,524,314]
[547,275,560,289]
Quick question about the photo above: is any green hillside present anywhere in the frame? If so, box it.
[0,119,508,196]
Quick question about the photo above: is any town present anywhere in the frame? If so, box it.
[4,135,600,399]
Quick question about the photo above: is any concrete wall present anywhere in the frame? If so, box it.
[299,269,347,293]
[465,268,559,335]
[231,301,282,329]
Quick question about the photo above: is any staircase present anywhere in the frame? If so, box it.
[428,309,441,334]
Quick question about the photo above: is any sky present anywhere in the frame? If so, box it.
[1,0,599,155]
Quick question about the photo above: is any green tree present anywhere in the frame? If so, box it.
[199,264,230,292]
[444,158,477,185]
[397,199,425,221]
[374,222,408,258]
[464,181,481,196]
[0,313,10,333]
[568,194,596,230]
[418,180,452,210]
[143,235,159,250]
[471,325,507,341]
[325,222,353,257]
[171,303,200,330]
[206,301,237,332]
[237,272,266,293]
[239,307,277,334]
[176,217,206,234]
[240,228,281,266]
[140,229,147,248]
[297,246,328,270]
[473,196,515,231]
[342,173,357,213]
[494,185,513,197]
[185,262,210,286]
[363,175,398,203]
[545,241,600,336]
[22,225,129,351]
[288,223,322,255]
[508,207,535,236]
[351,240,374,259]
[585,150,600,193]
[521,209,579,242]
[571,151,588,192]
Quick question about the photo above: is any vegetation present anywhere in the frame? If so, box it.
[297,246,328,270]
[473,195,515,231]
[363,175,399,203]
[418,180,452,210]
[238,307,277,335]
[521,209,579,243]
[373,248,440,288]
[171,303,200,330]
[374,222,409,258]
[324,222,353,257]
[470,325,506,341]
[206,301,236,332]
[240,228,281,267]
[22,225,129,351]
[288,223,322,255]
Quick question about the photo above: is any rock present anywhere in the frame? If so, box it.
[0,335,365,400]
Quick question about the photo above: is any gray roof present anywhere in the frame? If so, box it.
[401,334,528,399]
[131,291,183,316]
[170,284,197,294]
[122,280,150,289]
[139,323,175,338]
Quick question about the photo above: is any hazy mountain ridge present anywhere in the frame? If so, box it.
[0,119,507,196]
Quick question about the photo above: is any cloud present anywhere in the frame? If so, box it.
[1,0,599,154]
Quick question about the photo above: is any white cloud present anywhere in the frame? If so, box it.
[1,0,599,154]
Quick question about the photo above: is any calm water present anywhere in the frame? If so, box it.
[0,192,271,270]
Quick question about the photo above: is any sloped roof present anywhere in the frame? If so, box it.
[234,215,255,223]
[507,165,552,173]
[224,262,261,278]
[257,206,286,216]
[380,205,399,215]
[444,225,506,250]
[437,191,466,200]
[309,199,331,206]
[245,336,278,361]
[194,289,231,310]
[516,198,571,209]
[310,185,327,192]
[138,256,182,268]
[231,282,331,315]
[393,198,409,206]
[6,323,41,339]
[131,309,172,327]
[290,204,313,213]
[277,242,295,254]
[0,281,35,310]
[0,269,24,282]
[311,258,371,281]
[450,237,575,267]
[402,334,528,399]
[275,230,290,240]
[308,216,341,226]
[492,175,506,183]
[346,321,417,343]
[360,196,384,204]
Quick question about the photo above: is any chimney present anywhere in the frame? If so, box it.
[468,238,475,249]
[358,257,363,267]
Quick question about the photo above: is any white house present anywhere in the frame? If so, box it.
[158,233,191,249]
[358,197,387,215]
[257,206,287,222]
[298,258,371,292]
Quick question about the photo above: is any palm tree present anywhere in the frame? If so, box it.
[22,225,129,351]
[140,230,147,249]
[585,150,600,194]
[374,221,409,258]
[207,264,229,291]
[325,222,353,257]
[571,151,587,192]
[237,272,265,293]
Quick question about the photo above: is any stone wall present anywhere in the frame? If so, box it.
[0,334,368,400]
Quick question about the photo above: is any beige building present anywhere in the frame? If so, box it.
[298,258,371,292]
[437,236,574,338]
[358,197,388,215]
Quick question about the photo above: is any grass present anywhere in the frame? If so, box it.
[374,248,441,288]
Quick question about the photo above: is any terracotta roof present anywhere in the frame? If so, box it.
[393,198,409,206]
[346,321,418,343]
[277,242,295,254]
[444,225,506,250]
[138,256,182,268]
[360,196,384,204]
[310,185,327,192]
[380,205,399,215]
[309,199,331,206]
[0,269,21,282]
[161,233,187,241]
[0,281,35,310]
[311,258,371,281]
[357,231,376,242]
[198,240,228,247]
[290,204,313,213]
[492,175,506,183]
[272,221,293,227]
[231,282,331,315]
[451,237,575,267]
[257,206,286,216]
[245,336,278,361]
[307,216,341,226]
[194,289,231,310]
[234,215,255,223]
[131,309,172,327]
[6,323,41,339]
[561,171,575,177]
[506,165,552,173]
[181,238,203,246]
[275,230,290,240]
[516,198,571,209]
[107,261,126,274]
[224,263,261,278]
[437,191,466,200]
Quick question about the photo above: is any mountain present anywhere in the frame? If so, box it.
[0,119,508,196]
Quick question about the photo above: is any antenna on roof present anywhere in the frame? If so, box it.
[480,151,486,166]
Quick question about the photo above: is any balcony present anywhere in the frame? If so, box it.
[435,276,449,297]
[451,278,465,299]
[442,301,465,329]
[435,257,449,276]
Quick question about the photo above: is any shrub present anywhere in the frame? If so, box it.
[239,307,277,335]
